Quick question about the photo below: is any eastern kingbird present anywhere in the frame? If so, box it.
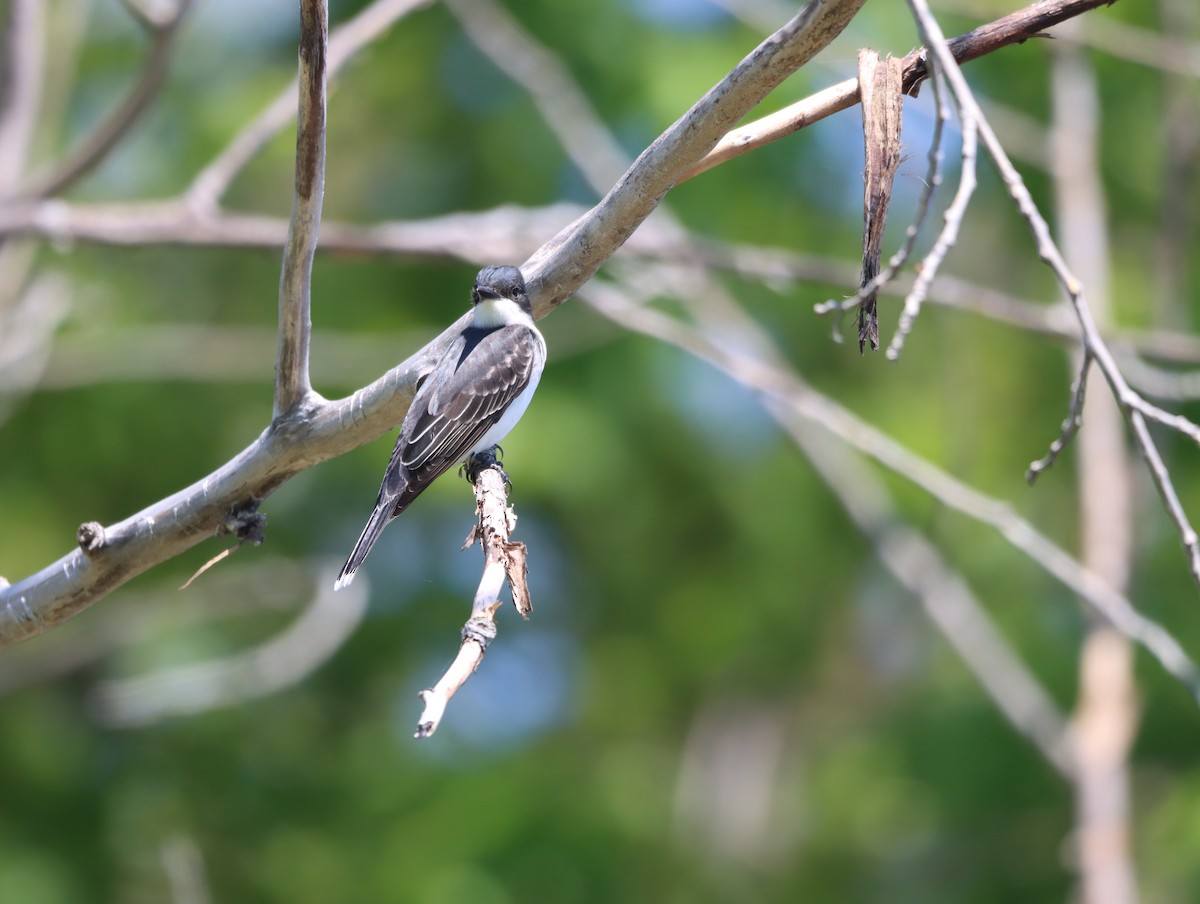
[335,265,546,590]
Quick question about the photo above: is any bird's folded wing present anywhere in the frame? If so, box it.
[401,324,539,474]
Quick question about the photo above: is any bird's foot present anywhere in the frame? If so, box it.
[464,446,510,489]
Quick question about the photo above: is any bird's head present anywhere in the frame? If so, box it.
[472,266,530,316]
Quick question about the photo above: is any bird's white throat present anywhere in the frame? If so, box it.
[471,296,531,329]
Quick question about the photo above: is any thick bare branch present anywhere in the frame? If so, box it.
[0,314,460,646]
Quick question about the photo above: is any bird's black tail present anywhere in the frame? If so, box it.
[335,503,392,590]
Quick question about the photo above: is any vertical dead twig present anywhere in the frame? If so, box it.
[275,0,327,417]
[415,452,532,738]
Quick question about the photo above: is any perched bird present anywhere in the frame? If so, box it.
[335,265,546,590]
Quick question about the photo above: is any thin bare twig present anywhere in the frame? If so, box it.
[887,86,976,357]
[445,0,627,193]
[0,197,574,259]
[7,191,1200,372]
[1027,352,1092,482]
[652,240,1200,365]
[936,0,1200,80]
[1117,355,1200,400]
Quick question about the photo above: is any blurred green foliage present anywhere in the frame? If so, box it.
[2,0,1200,902]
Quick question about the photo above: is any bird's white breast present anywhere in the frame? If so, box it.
[471,297,530,330]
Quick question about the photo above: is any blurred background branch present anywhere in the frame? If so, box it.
[92,562,368,727]
[1050,20,1138,904]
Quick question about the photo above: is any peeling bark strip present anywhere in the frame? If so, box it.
[856,51,903,353]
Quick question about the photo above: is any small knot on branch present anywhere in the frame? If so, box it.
[461,607,500,651]
[221,505,267,544]
[77,521,107,556]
